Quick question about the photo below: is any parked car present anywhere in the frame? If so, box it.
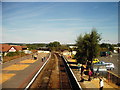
[94,61,114,70]
[100,51,111,57]
[92,58,100,63]
[105,63,114,70]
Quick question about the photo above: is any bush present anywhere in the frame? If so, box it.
[6,51,25,57]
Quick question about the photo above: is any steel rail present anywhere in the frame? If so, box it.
[57,53,72,89]
[24,53,51,90]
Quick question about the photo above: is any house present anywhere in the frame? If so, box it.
[69,46,77,49]
[114,47,120,53]
[37,47,50,53]
[62,50,71,55]
[0,44,28,56]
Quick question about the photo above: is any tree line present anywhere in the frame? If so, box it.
[75,29,101,64]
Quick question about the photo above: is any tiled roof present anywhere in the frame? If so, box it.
[0,44,27,52]
[0,44,11,52]
[12,46,22,51]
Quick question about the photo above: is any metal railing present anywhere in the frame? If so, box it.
[106,71,120,86]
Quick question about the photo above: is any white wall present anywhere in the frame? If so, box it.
[38,50,50,53]
[72,51,77,55]
[8,47,16,52]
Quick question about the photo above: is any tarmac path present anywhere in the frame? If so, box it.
[98,53,120,76]
[1,53,49,89]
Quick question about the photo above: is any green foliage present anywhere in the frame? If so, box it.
[109,45,114,51]
[26,43,47,50]
[60,45,69,51]
[75,29,101,64]
[47,41,70,51]
[47,41,60,47]
[6,52,25,57]
[117,43,120,47]
[100,43,114,52]
[100,43,110,48]
[47,41,61,51]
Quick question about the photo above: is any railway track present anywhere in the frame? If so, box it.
[56,53,72,89]
[25,52,81,90]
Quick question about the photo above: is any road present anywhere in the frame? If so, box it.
[98,53,120,76]
[1,53,49,88]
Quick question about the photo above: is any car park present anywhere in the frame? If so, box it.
[93,61,114,70]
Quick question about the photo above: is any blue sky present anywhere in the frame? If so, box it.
[1,2,118,44]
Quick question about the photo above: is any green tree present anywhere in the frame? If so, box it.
[75,29,101,64]
[100,43,114,52]
[60,45,69,52]
[88,30,101,61]
[108,44,114,52]
[75,35,87,63]
[26,43,47,50]
[47,41,61,51]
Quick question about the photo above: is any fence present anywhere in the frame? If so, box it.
[106,71,120,86]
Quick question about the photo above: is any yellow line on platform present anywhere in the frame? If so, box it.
[0,73,16,84]
[67,59,77,62]
[3,64,29,70]
[20,59,36,63]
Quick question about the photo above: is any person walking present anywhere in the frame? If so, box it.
[99,77,104,90]
[80,64,86,82]
[42,57,44,62]
[77,63,81,71]
[44,57,46,60]
[88,68,92,81]
[34,54,37,60]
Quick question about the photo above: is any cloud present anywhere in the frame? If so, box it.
[3,2,56,22]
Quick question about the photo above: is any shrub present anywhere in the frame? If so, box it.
[6,51,25,57]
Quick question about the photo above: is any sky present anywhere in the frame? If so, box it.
[1,1,119,44]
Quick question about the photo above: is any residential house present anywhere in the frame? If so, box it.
[0,44,28,56]
[37,47,50,53]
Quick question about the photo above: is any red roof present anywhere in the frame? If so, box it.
[0,44,27,52]
[0,44,11,52]
[12,46,22,51]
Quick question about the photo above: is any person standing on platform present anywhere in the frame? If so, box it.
[44,57,46,60]
[99,77,104,90]
[77,63,81,71]
[80,64,86,82]
[88,68,92,81]
[42,57,44,62]
[34,54,37,60]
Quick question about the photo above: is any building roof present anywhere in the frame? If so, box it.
[0,44,27,52]
[12,46,22,51]
[0,44,11,52]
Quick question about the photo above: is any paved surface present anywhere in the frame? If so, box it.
[1,53,49,88]
[72,69,119,89]
[65,56,119,89]
[98,53,120,76]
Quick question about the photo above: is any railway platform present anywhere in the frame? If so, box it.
[1,53,49,89]
[72,69,118,89]
[65,56,119,89]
